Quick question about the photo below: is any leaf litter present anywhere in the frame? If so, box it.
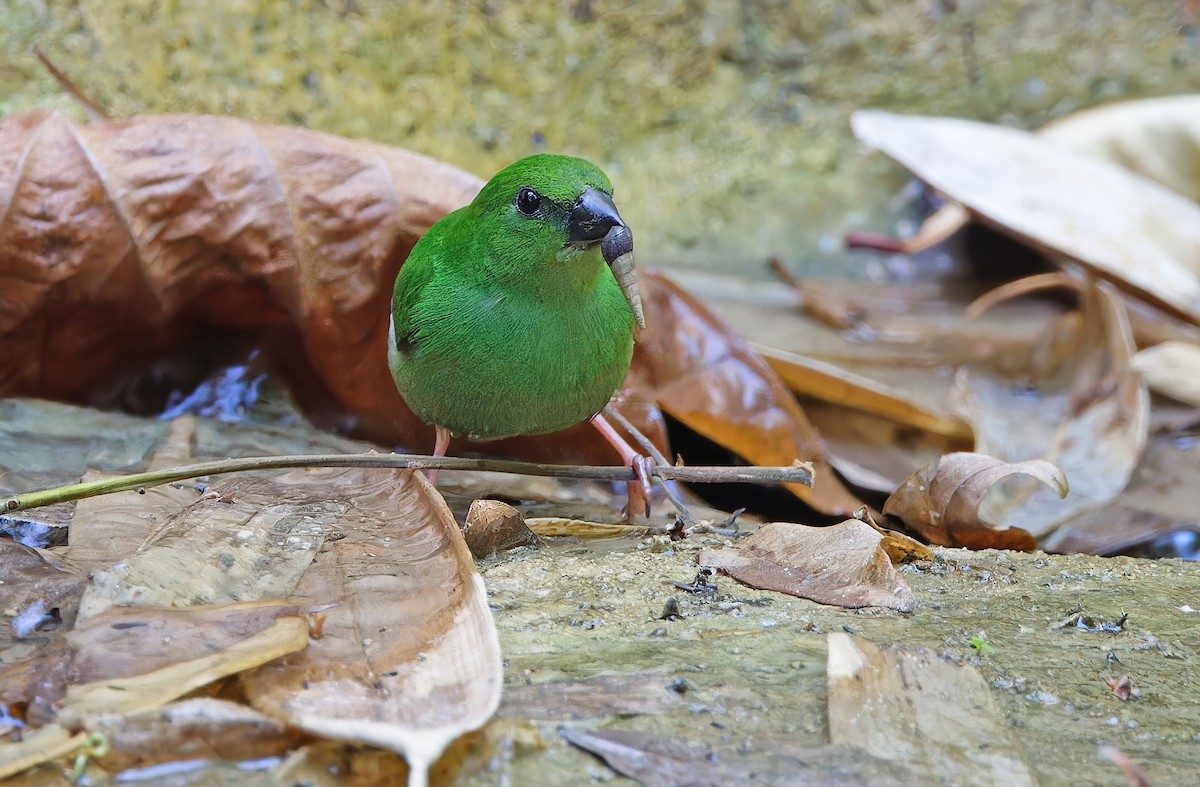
[5,95,1200,783]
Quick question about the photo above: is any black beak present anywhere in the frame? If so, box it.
[568,188,625,247]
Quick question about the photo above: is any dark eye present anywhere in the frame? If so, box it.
[516,187,541,216]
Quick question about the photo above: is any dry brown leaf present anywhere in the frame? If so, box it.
[0,111,476,445]
[0,724,87,781]
[1038,95,1200,204]
[64,416,205,575]
[826,632,1036,786]
[90,698,305,772]
[699,520,916,611]
[1131,340,1200,408]
[240,468,501,787]
[883,452,1067,550]
[0,111,656,467]
[852,109,1200,326]
[60,604,309,726]
[75,473,335,620]
[0,540,84,645]
[631,271,861,514]
[950,281,1148,539]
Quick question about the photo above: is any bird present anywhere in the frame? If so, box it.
[388,153,651,510]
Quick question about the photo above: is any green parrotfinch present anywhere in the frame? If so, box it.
[388,153,646,486]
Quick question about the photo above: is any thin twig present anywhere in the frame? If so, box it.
[601,403,693,519]
[3,453,815,513]
[32,45,109,120]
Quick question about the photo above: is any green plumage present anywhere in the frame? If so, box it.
[389,154,637,441]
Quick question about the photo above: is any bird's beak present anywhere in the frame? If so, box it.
[568,187,624,244]
[569,188,646,333]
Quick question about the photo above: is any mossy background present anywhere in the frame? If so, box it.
[2,1,1198,275]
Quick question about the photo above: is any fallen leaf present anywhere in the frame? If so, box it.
[631,271,861,515]
[852,109,1200,326]
[883,452,1066,550]
[826,632,1036,786]
[240,469,501,787]
[1043,411,1200,555]
[698,520,916,611]
[1131,340,1200,408]
[60,603,310,726]
[0,724,87,781]
[1038,95,1200,204]
[89,698,305,771]
[950,281,1148,539]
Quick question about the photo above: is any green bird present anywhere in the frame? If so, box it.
[388,154,648,498]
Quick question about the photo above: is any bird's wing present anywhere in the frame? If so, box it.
[390,253,435,356]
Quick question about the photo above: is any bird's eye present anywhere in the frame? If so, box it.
[516,187,541,216]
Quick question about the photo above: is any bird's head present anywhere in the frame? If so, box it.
[469,154,644,331]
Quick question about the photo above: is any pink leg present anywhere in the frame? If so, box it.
[591,412,653,518]
[427,425,452,484]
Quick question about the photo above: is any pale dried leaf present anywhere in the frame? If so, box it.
[90,698,303,771]
[66,416,206,578]
[1131,340,1200,408]
[77,473,335,620]
[1043,411,1200,555]
[853,110,1200,325]
[826,633,1036,786]
[699,520,916,612]
[1038,95,1200,204]
[0,724,86,781]
[240,469,501,787]
[950,282,1148,538]
[883,452,1066,550]
[59,605,310,726]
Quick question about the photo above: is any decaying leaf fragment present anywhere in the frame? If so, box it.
[826,633,1036,786]
[699,520,916,611]
[883,452,1066,550]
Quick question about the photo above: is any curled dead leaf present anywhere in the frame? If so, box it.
[951,280,1148,539]
[883,452,1067,550]
[699,520,916,611]
[631,271,861,515]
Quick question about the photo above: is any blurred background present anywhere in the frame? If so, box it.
[4,0,1197,280]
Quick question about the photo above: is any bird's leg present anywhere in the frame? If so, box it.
[602,404,692,521]
[590,411,653,519]
[427,425,452,484]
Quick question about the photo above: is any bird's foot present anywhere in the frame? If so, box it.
[591,410,658,520]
